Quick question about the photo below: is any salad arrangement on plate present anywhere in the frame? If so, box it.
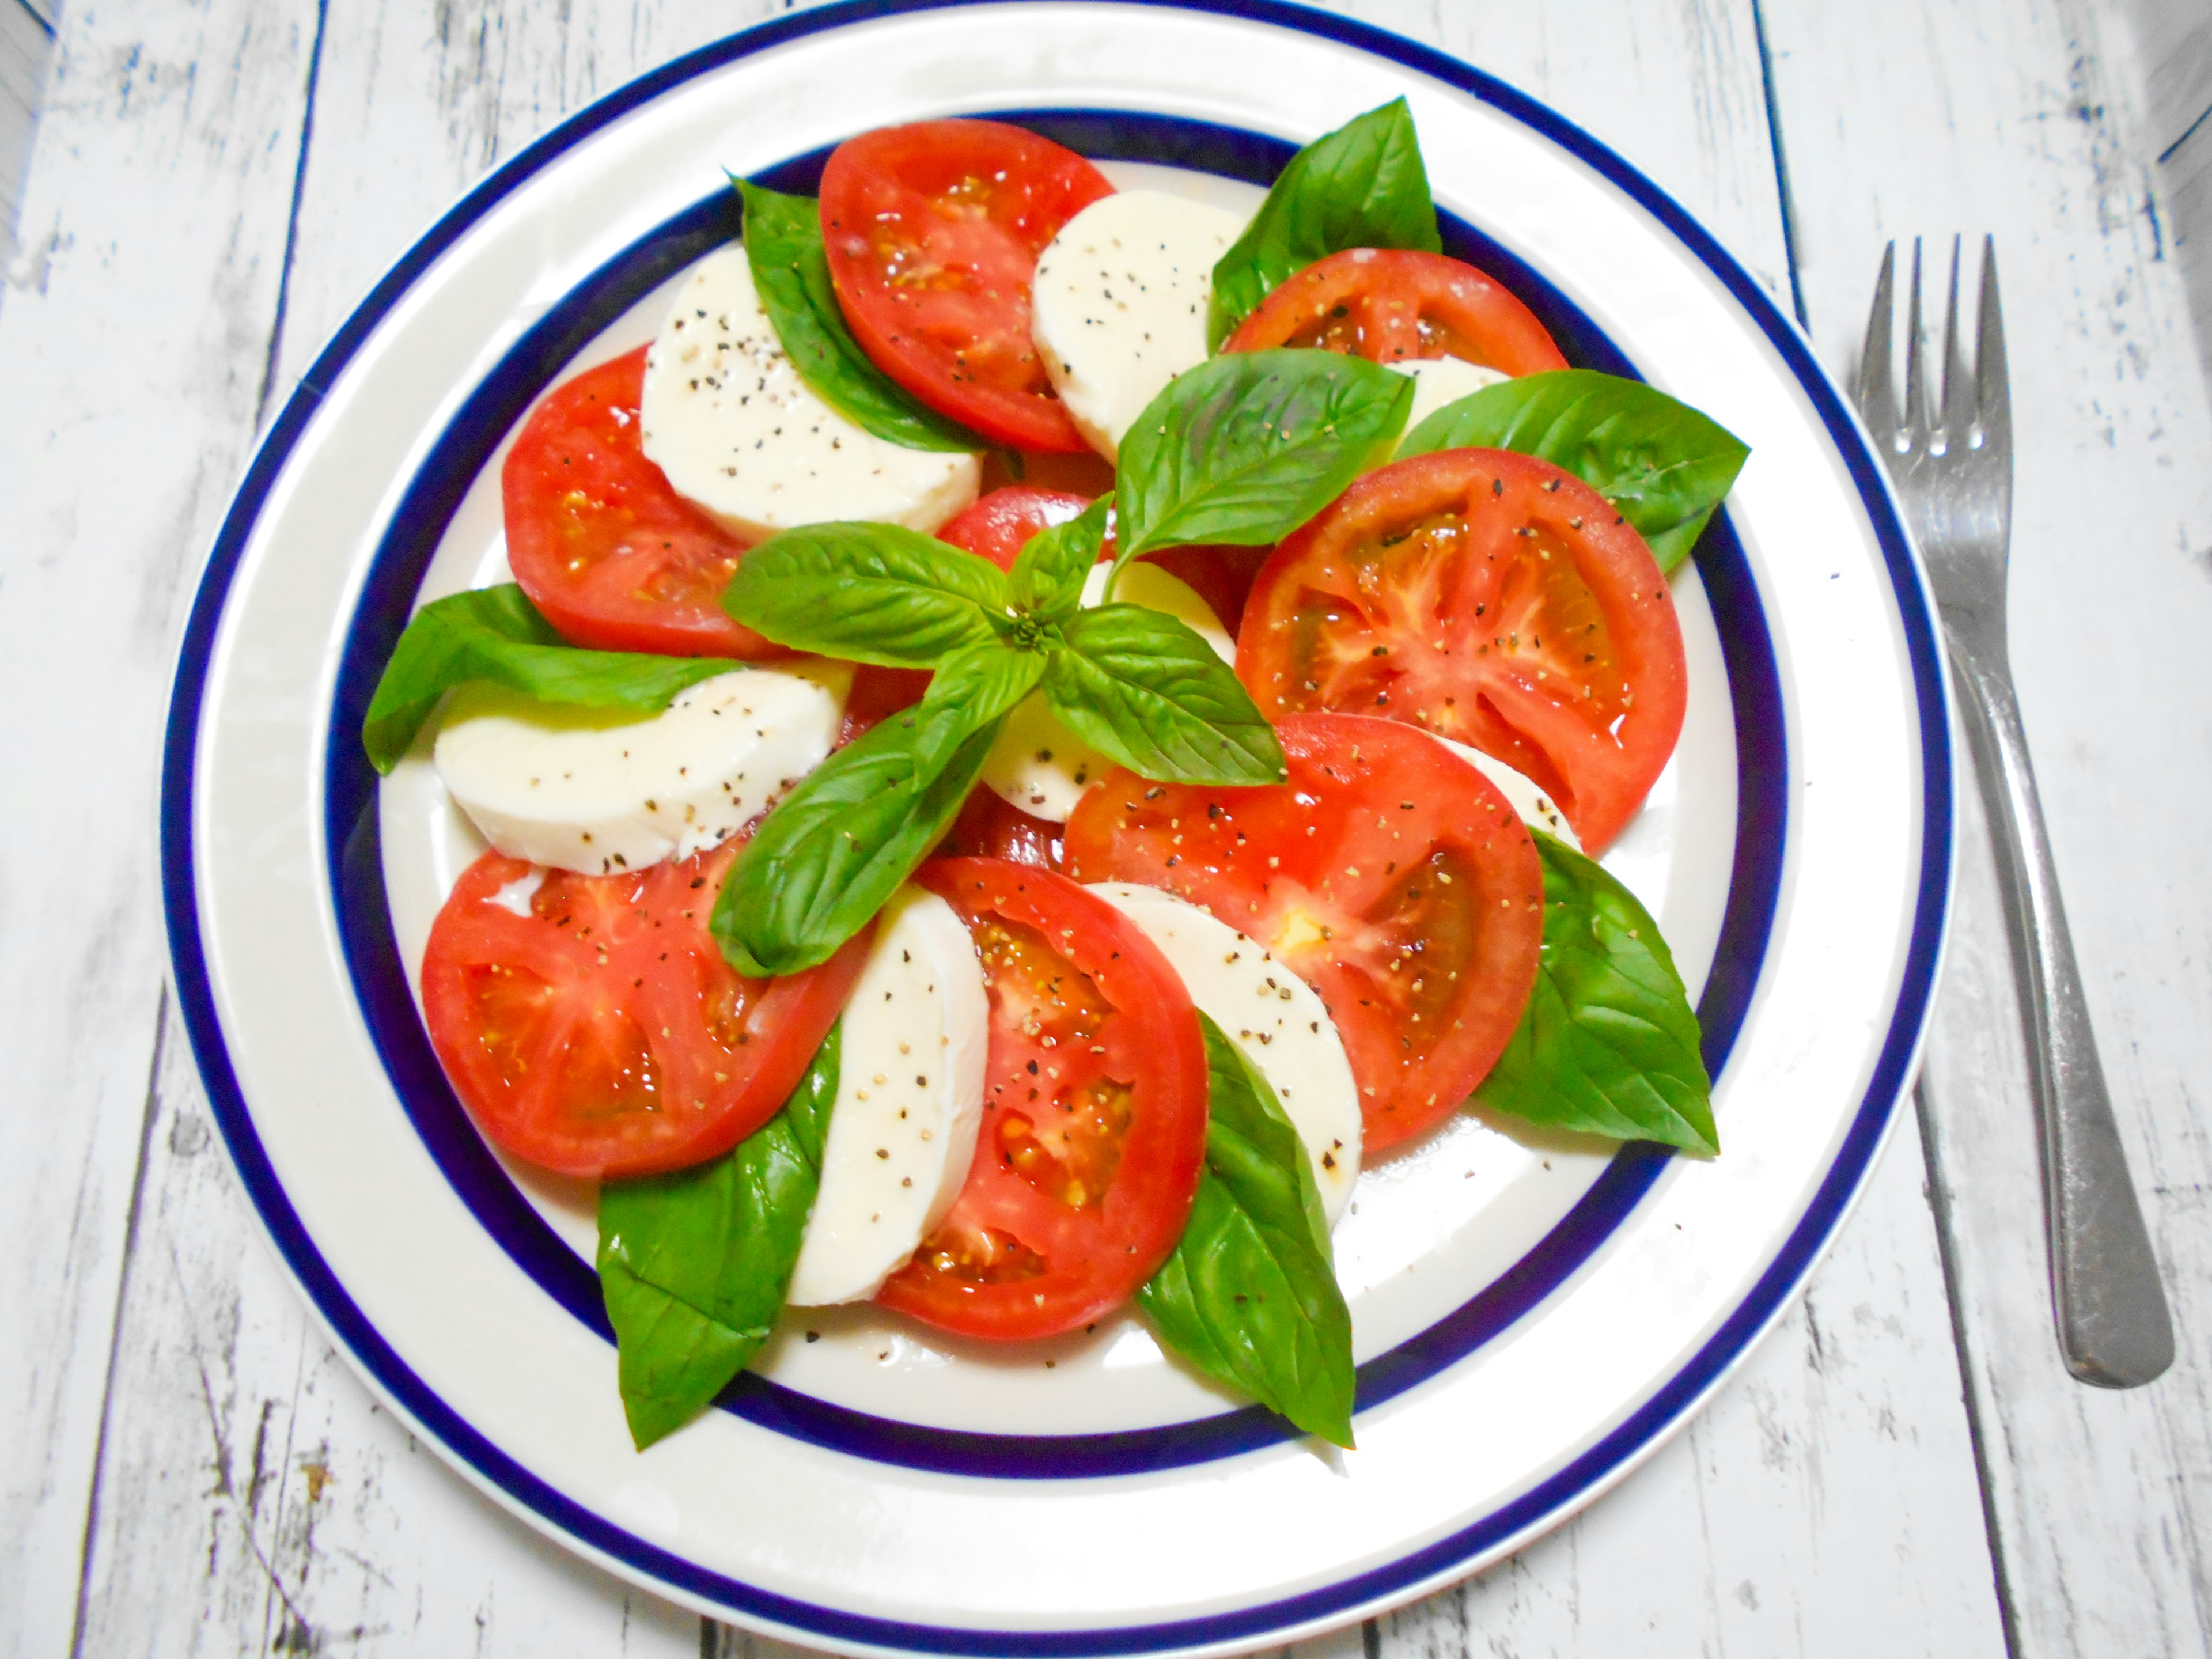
[362,100,1750,1451]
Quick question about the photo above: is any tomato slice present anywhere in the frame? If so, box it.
[820,121,1113,453]
[937,485,1092,572]
[1237,449,1686,854]
[875,859,1208,1339]
[1064,713,1543,1153]
[1222,249,1567,374]
[502,349,780,659]
[419,842,869,1177]
[939,786,1065,870]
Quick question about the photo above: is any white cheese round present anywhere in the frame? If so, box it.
[786,887,990,1306]
[432,664,850,876]
[640,247,980,539]
[1031,191,1251,463]
[1389,356,1513,449]
[1087,882,1363,1224]
[979,559,1234,821]
[1430,733,1580,850]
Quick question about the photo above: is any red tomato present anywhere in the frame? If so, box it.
[936,486,1092,572]
[875,859,1208,1339]
[1222,249,1567,374]
[419,842,868,1178]
[938,786,1065,870]
[820,121,1113,453]
[1237,449,1685,854]
[502,349,779,659]
[841,666,933,745]
[1063,713,1543,1153]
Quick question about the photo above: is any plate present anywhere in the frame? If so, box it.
[160,2,1951,1652]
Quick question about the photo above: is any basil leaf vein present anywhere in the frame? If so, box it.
[738,180,987,454]
[710,702,1001,976]
[1396,370,1749,573]
[1207,97,1441,349]
[1046,605,1284,786]
[720,521,1009,667]
[1474,830,1717,1153]
[361,585,734,774]
[1113,349,1412,570]
[599,1026,841,1449]
[1139,1014,1355,1448]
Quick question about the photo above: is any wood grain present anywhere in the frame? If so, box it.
[1765,0,2212,1652]
[0,3,317,1653]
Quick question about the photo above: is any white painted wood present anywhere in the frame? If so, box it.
[0,0,48,257]
[0,3,317,1654]
[1764,0,2212,1653]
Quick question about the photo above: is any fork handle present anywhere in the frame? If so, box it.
[1948,642,2174,1385]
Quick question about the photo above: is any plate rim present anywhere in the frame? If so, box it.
[158,1,1955,1652]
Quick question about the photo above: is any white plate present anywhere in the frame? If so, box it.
[161,3,1952,1653]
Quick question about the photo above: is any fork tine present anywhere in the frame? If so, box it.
[1976,236,2011,449]
[1941,236,1975,433]
[1857,241,1900,445]
[1904,237,1934,437]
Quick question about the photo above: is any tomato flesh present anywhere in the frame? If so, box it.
[937,485,1092,572]
[821,121,1113,453]
[1237,449,1685,854]
[1063,713,1543,1152]
[420,843,868,1177]
[875,859,1207,1338]
[1222,249,1567,375]
[502,349,781,659]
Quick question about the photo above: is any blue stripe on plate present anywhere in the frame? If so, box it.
[162,0,1948,1649]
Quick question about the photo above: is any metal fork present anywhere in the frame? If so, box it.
[1857,238,2173,1387]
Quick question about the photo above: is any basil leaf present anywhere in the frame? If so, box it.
[1475,830,1717,1153]
[1007,495,1109,622]
[361,585,733,774]
[1207,98,1441,349]
[1395,370,1749,573]
[710,703,1001,976]
[912,641,1046,774]
[719,522,1009,668]
[737,180,987,454]
[599,1027,842,1449]
[1113,350,1411,570]
[1046,606,1283,786]
[1139,1014,1355,1448]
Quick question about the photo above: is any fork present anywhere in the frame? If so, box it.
[1857,238,2174,1388]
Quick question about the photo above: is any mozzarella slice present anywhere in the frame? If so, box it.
[1088,882,1362,1224]
[786,888,990,1306]
[1389,356,1513,448]
[979,560,1233,820]
[1032,191,1250,462]
[433,664,850,875]
[640,247,980,539]
[1430,733,1580,850]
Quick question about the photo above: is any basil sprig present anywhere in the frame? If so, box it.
[1140,1014,1357,1448]
[1208,98,1442,349]
[359,585,735,774]
[1475,831,1717,1153]
[1111,349,1412,580]
[738,180,988,455]
[599,1027,841,1450]
[1397,370,1749,573]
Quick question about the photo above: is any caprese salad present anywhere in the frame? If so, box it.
[363,100,1750,1451]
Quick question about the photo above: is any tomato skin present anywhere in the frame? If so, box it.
[841,666,933,745]
[939,786,1065,870]
[1236,448,1685,854]
[420,843,869,1178]
[501,349,781,660]
[821,121,1113,453]
[1064,713,1543,1153]
[1222,249,1567,375]
[875,859,1208,1339]
[937,486,1092,572]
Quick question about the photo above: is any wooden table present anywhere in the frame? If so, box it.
[4,2,2207,1653]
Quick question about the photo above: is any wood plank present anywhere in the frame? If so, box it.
[0,3,319,1654]
[1763,0,2212,1652]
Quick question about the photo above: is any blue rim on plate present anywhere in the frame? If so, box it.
[161,1,1951,1650]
